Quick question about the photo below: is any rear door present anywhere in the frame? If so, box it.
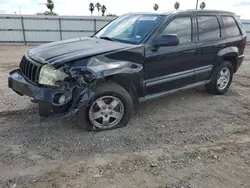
[194,12,227,82]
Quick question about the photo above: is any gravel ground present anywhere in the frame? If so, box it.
[0,45,250,188]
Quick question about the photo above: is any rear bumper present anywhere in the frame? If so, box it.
[236,54,244,72]
[8,69,91,119]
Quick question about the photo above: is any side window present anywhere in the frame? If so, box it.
[161,17,192,44]
[197,16,221,41]
[222,16,241,37]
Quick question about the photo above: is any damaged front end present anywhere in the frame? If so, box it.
[35,61,99,119]
[8,51,143,119]
[8,68,96,119]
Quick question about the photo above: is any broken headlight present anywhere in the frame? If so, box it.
[38,65,68,86]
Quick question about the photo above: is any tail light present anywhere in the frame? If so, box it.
[243,37,247,50]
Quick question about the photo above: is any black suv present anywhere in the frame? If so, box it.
[9,10,247,131]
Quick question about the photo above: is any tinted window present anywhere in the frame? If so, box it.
[222,16,241,37]
[161,17,192,44]
[197,16,221,41]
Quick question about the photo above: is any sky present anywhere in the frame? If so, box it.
[1,0,250,19]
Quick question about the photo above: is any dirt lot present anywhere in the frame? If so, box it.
[0,45,250,188]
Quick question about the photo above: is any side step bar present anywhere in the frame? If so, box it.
[139,80,210,103]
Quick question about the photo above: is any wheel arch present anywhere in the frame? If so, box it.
[104,74,140,105]
[222,56,237,73]
[218,46,238,73]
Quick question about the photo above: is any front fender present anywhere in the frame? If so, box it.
[71,56,143,78]
[66,56,144,109]
[66,45,145,108]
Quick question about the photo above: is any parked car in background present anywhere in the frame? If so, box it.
[8,10,247,131]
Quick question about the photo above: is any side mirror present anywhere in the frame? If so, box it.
[152,34,179,48]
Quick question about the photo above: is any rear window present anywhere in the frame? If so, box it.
[222,16,241,37]
[197,16,221,41]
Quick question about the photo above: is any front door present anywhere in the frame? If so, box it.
[144,14,197,96]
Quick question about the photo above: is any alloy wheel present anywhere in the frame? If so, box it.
[217,67,230,91]
[89,96,124,129]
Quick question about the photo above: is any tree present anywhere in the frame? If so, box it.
[95,2,101,16]
[153,4,159,11]
[200,2,206,9]
[101,5,107,16]
[41,0,57,15]
[174,2,180,10]
[89,3,95,16]
[46,0,54,13]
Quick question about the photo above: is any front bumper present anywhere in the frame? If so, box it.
[8,69,91,119]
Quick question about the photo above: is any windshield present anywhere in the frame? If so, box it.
[94,14,163,44]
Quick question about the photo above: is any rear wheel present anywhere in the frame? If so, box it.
[205,61,233,95]
[77,82,134,131]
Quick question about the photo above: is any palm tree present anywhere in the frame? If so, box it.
[174,2,180,10]
[153,4,159,11]
[101,5,107,16]
[89,3,95,16]
[200,2,206,9]
[95,2,101,16]
[46,0,54,13]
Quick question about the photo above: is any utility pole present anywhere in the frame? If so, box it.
[196,0,199,9]
[19,7,22,15]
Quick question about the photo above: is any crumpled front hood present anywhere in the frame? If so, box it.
[28,37,135,65]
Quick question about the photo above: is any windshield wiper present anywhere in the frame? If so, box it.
[99,36,114,41]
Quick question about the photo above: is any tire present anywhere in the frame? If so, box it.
[205,61,233,95]
[77,81,134,131]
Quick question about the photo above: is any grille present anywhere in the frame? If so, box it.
[19,56,42,84]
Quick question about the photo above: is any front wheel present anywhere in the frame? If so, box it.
[205,61,233,95]
[77,82,134,131]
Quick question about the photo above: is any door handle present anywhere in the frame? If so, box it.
[183,50,195,54]
[216,44,227,48]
